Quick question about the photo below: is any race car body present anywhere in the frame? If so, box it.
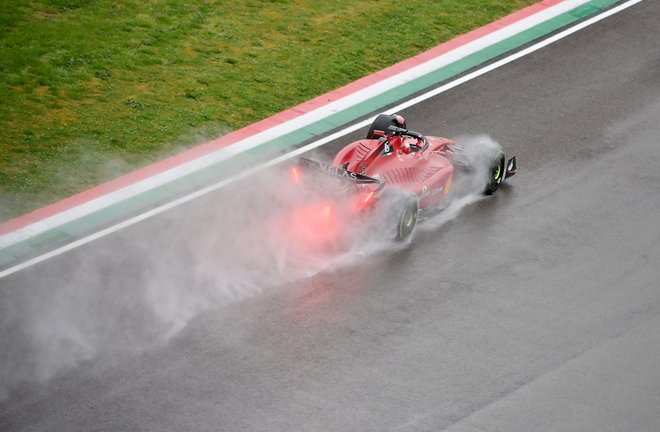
[332,134,457,209]
[291,113,516,241]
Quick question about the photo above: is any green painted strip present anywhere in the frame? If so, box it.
[0,0,624,270]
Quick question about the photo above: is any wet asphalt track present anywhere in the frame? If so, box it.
[2,1,660,431]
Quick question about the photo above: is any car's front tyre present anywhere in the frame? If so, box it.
[484,150,506,195]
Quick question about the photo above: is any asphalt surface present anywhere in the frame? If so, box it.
[2,1,660,431]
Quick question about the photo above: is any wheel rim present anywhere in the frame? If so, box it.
[404,210,414,227]
[492,156,505,185]
[493,164,502,181]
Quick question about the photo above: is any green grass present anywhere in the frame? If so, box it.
[0,0,537,221]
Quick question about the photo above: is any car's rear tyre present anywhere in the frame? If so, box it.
[366,114,406,139]
[484,151,506,195]
[393,193,419,241]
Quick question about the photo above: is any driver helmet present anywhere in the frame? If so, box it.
[399,139,411,154]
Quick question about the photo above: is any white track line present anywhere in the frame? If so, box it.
[0,0,643,279]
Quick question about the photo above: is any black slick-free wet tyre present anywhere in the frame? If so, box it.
[485,151,506,195]
[395,194,419,241]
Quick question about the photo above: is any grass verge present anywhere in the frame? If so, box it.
[0,0,537,221]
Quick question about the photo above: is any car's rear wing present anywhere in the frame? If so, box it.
[299,157,385,189]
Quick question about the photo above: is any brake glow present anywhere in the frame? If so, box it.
[355,190,376,209]
[290,166,301,183]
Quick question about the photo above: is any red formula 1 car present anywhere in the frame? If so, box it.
[290,113,516,241]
